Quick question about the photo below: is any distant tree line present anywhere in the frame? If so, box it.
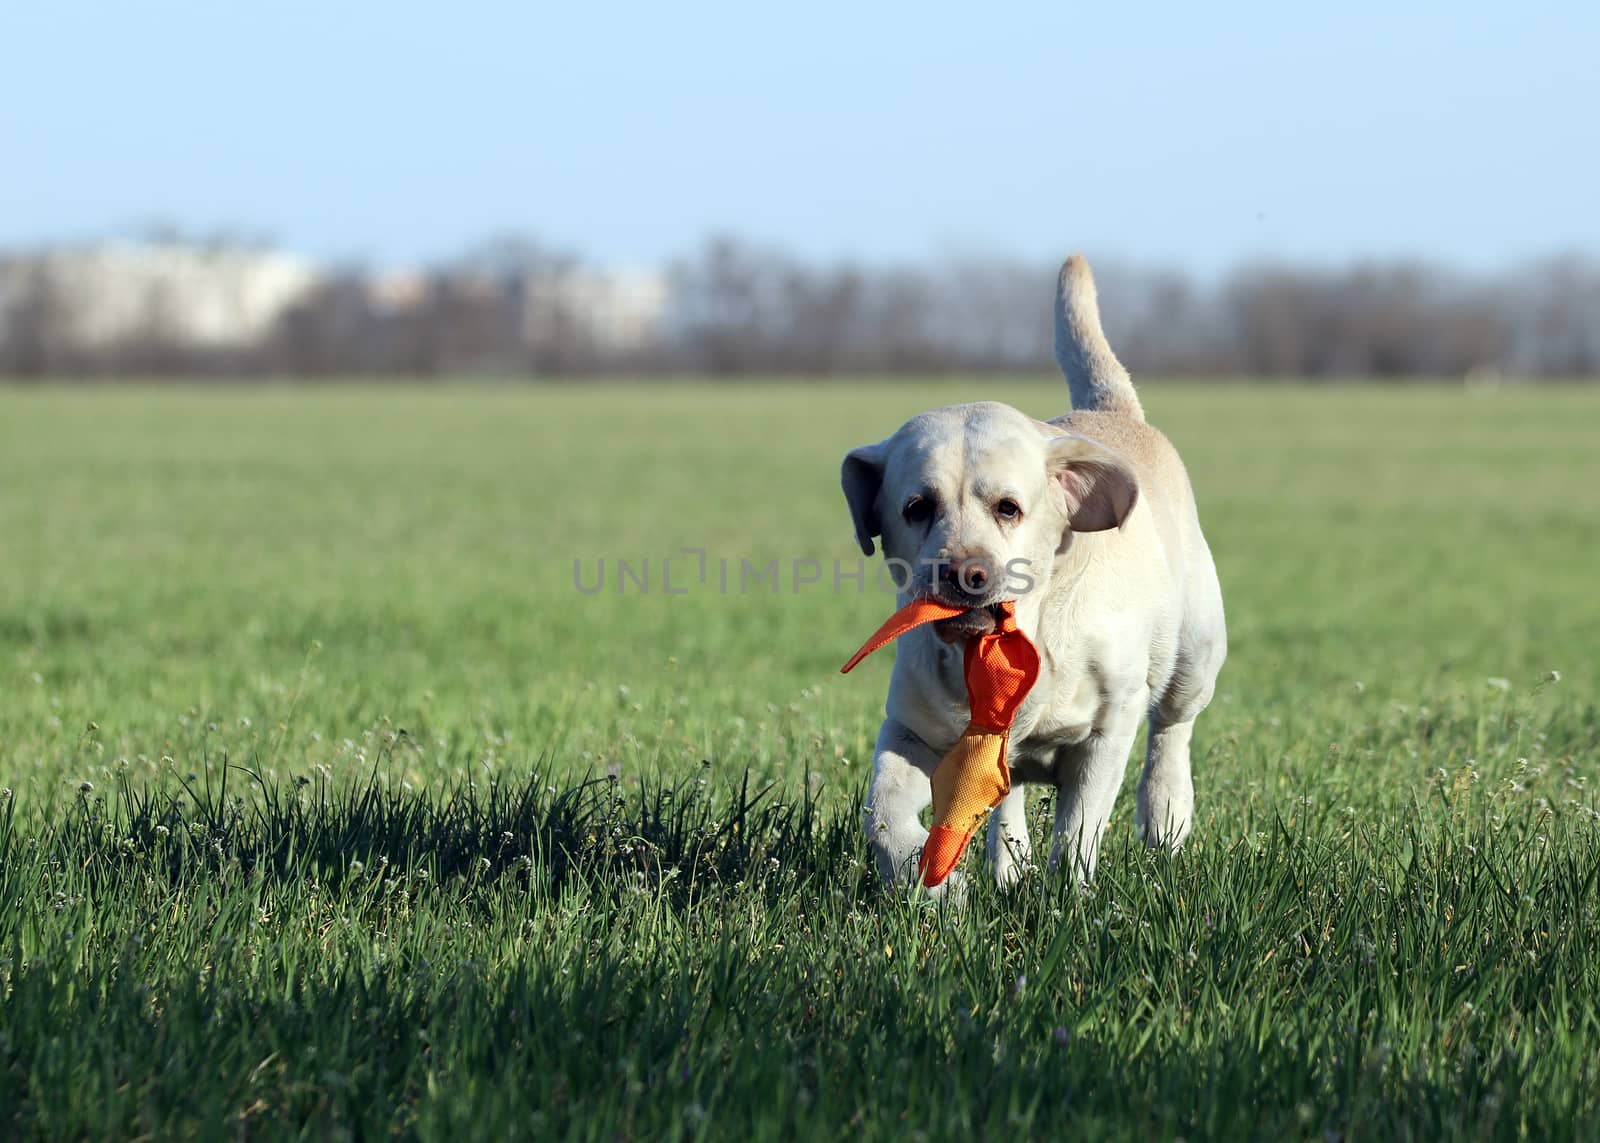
[2,234,1598,379]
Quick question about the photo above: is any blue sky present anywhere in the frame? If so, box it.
[3,1,1596,273]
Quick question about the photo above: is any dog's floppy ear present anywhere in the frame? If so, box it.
[1047,433,1138,534]
[841,440,890,556]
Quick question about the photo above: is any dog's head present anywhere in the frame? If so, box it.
[842,402,1137,640]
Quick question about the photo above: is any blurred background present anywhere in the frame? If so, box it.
[3,1,1598,382]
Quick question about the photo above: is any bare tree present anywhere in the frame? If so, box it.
[4,233,1599,381]
[0,261,74,378]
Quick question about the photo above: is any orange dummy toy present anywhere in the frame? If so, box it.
[841,599,1041,887]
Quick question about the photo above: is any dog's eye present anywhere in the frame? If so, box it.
[995,499,1022,521]
[902,496,933,525]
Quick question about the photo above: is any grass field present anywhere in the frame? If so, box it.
[2,381,1598,1140]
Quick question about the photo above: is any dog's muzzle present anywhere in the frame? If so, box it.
[930,602,1005,643]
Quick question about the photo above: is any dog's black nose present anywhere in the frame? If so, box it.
[938,556,991,602]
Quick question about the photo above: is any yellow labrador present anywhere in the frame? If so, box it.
[842,255,1227,894]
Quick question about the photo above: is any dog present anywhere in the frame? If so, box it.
[841,254,1227,894]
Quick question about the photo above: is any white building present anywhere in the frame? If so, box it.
[365,263,672,353]
[0,242,672,367]
[0,242,320,351]
[529,265,670,352]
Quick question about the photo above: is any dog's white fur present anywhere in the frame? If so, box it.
[842,255,1227,894]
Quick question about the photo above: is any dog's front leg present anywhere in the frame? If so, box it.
[986,784,1033,888]
[863,718,940,887]
[1049,702,1144,884]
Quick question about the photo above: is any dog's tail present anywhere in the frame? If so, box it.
[1054,254,1144,421]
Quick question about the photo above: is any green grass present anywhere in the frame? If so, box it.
[1,381,1598,1139]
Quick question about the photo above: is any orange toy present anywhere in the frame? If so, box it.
[841,598,1041,887]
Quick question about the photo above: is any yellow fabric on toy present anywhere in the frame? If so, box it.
[841,598,1040,887]
[919,727,1011,885]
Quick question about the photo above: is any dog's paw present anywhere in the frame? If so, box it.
[922,868,968,906]
[1136,778,1194,851]
[993,860,1039,892]
[1135,806,1193,852]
